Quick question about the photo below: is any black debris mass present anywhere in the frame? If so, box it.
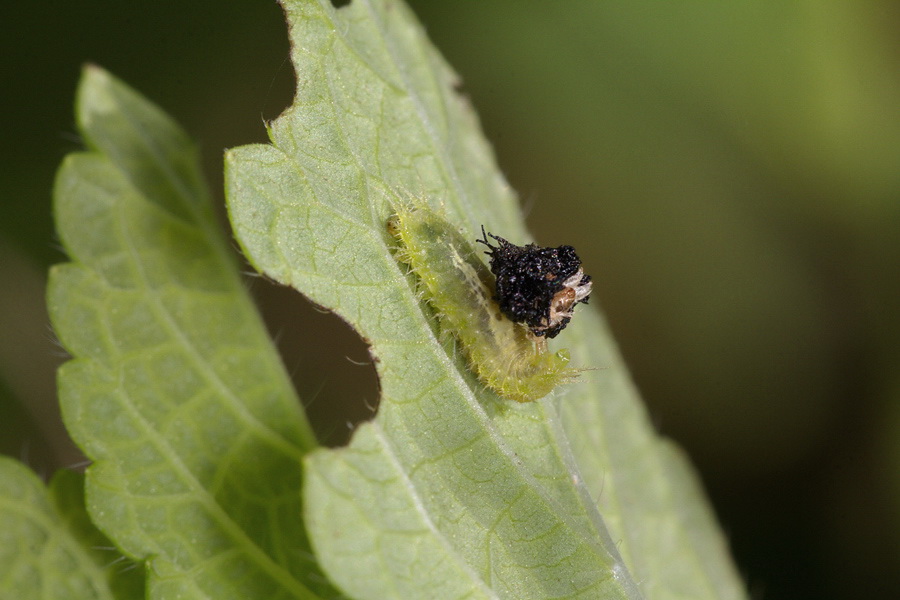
[477,228,591,339]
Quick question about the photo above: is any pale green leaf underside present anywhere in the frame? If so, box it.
[227,1,746,600]
[48,66,335,599]
[0,457,142,600]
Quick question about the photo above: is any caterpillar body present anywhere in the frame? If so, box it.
[388,206,580,402]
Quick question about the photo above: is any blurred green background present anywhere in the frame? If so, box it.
[2,1,899,598]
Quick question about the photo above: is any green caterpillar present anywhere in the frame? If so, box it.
[388,206,579,402]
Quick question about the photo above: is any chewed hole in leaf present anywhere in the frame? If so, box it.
[253,280,379,447]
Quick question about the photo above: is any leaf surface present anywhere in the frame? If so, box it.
[0,457,143,600]
[49,66,335,600]
[228,1,747,599]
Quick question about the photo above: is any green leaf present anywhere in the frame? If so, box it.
[48,66,335,599]
[558,323,749,599]
[0,457,143,600]
[227,1,747,599]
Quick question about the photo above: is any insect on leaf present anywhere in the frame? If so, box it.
[388,205,577,402]
[226,1,749,599]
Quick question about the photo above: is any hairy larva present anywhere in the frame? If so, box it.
[388,206,579,402]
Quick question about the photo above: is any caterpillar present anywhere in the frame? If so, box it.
[387,205,587,402]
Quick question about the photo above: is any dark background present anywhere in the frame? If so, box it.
[2,2,899,598]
